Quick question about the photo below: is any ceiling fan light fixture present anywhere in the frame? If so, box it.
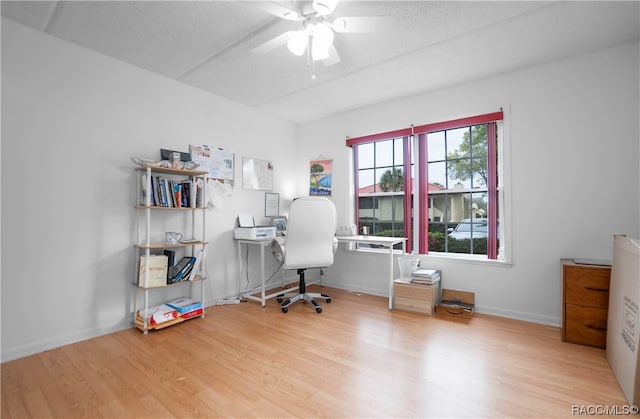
[313,22,334,46]
[311,22,334,61]
[312,0,338,16]
[311,39,330,61]
[332,17,347,32]
[287,30,308,56]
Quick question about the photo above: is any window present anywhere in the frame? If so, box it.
[347,111,503,260]
[352,136,412,250]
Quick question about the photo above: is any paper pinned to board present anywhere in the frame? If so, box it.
[206,179,232,208]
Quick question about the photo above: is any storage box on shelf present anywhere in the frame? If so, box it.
[133,165,209,334]
[561,258,611,348]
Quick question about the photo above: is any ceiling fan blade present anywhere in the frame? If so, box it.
[251,31,293,54]
[322,44,341,66]
[257,1,303,21]
[331,16,397,33]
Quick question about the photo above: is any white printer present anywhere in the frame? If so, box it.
[233,214,276,240]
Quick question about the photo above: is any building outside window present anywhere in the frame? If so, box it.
[347,111,503,260]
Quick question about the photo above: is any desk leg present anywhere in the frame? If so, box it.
[237,241,243,298]
[260,245,266,307]
[388,245,394,310]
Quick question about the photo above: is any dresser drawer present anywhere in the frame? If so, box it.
[564,266,610,308]
[394,282,434,300]
[564,303,608,348]
[395,296,434,315]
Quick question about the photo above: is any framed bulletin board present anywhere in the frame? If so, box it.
[242,157,273,190]
[189,145,234,182]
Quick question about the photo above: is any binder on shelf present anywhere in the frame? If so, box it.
[163,250,176,282]
[171,256,196,282]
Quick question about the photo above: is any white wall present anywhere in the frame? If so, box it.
[1,19,300,362]
[300,42,640,325]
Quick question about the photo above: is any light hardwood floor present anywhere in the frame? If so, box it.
[1,286,629,418]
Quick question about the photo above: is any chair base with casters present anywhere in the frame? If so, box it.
[277,268,331,313]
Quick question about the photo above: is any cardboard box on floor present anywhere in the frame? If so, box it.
[436,289,475,319]
[606,235,640,405]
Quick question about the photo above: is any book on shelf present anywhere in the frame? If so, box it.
[149,175,158,206]
[166,297,202,314]
[173,182,182,208]
[187,250,204,281]
[138,255,168,288]
[139,174,201,208]
[141,174,149,205]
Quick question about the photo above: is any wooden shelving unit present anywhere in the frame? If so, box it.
[133,165,209,333]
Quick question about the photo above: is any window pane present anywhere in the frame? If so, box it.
[394,139,404,166]
[470,125,488,157]
[428,161,446,189]
[376,166,405,192]
[471,192,488,219]
[447,127,468,157]
[358,143,374,169]
[375,140,394,167]
[427,132,445,161]
[358,168,375,193]
[472,157,488,189]
[447,161,472,190]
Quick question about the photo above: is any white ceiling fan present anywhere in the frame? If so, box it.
[253,0,383,76]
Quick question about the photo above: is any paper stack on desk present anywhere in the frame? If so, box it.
[411,269,440,284]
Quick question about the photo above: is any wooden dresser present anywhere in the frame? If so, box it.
[393,280,439,315]
[561,259,611,348]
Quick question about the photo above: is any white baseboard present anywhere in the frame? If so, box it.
[2,280,560,363]
[323,280,561,327]
[1,319,131,363]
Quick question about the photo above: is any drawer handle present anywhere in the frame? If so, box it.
[584,286,608,292]
[585,323,607,331]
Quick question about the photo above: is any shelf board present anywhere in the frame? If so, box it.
[135,275,205,289]
[135,165,208,176]
[135,241,207,249]
[135,310,205,332]
[135,205,205,211]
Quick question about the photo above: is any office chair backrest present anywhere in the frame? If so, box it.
[284,196,337,270]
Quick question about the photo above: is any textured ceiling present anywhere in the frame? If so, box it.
[2,1,639,123]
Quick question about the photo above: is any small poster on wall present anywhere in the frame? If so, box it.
[310,159,332,196]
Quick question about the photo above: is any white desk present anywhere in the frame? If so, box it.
[235,238,297,307]
[335,235,407,309]
[237,235,407,309]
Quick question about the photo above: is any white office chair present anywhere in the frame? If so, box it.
[275,196,337,313]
